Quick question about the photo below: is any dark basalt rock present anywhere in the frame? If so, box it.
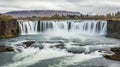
[104,47,120,61]
[55,43,65,49]
[107,20,120,39]
[23,41,35,47]
[0,45,14,52]
[104,55,120,61]
[111,47,120,54]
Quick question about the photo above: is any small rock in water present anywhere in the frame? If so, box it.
[67,47,85,54]
[55,41,65,49]
[50,41,66,49]
[0,45,14,52]
[23,41,35,47]
[55,43,65,49]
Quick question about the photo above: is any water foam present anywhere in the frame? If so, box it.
[1,48,73,67]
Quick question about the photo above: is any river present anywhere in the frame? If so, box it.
[0,20,120,67]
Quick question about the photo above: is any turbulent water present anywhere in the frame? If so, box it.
[0,20,120,67]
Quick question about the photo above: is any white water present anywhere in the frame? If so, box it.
[1,47,103,67]
[2,48,73,67]
[18,20,107,35]
[18,20,38,35]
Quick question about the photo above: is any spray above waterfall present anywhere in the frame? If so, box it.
[18,20,107,35]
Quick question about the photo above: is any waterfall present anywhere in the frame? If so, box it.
[18,20,107,35]
[18,20,38,35]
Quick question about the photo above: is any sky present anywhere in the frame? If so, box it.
[0,0,120,15]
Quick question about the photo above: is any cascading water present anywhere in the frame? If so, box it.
[18,20,107,35]
[18,20,38,35]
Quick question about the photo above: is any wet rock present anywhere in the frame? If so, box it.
[55,43,65,49]
[104,47,120,61]
[23,41,35,47]
[104,55,120,61]
[15,41,42,52]
[67,47,85,54]
[55,42,65,49]
[0,45,14,52]
[50,42,65,49]
[111,47,120,54]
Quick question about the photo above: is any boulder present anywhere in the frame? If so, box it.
[111,47,120,54]
[104,55,120,61]
[23,41,35,47]
[104,47,120,61]
[67,48,85,54]
[0,45,14,52]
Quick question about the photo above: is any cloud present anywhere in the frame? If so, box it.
[0,0,120,14]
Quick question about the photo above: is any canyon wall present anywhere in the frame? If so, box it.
[0,19,19,38]
[107,20,120,39]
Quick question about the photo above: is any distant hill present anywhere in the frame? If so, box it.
[4,10,82,18]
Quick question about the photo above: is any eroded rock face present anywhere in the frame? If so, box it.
[107,20,120,39]
[0,45,14,52]
[0,19,19,38]
[104,47,120,61]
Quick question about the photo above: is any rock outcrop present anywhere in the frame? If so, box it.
[0,19,19,38]
[107,20,120,39]
[104,47,120,61]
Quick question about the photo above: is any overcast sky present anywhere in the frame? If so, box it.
[0,0,120,15]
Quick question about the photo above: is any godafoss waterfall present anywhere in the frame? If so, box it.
[18,20,107,35]
[0,20,120,67]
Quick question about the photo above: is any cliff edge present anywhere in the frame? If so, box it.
[107,20,120,39]
[0,14,19,38]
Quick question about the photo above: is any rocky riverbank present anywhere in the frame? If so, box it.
[104,47,120,61]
